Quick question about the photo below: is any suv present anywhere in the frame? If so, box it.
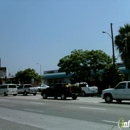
[17,84,37,96]
[0,84,17,96]
[41,83,81,100]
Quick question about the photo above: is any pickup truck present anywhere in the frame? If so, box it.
[75,82,98,96]
[41,83,82,100]
[101,81,130,103]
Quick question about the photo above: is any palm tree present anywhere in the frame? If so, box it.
[115,24,130,69]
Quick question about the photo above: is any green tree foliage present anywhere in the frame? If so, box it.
[15,68,42,84]
[85,50,112,79]
[58,49,88,83]
[102,64,125,88]
[115,24,130,69]
[58,49,112,84]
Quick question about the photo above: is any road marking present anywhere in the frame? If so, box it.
[24,109,44,113]
[29,102,44,105]
[102,120,118,124]
[80,107,106,111]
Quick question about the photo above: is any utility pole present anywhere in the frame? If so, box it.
[0,58,1,67]
[110,23,115,65]
[40,64,42,76]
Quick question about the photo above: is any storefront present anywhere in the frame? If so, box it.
[43,72,72,85]
[43,66,130,85]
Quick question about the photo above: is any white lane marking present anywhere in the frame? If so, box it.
[29,102,44,105]
[80,107,106,111]
[102,120,118,124]
[24,109,44,113]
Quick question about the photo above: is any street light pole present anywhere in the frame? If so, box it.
[37,63,42,85]
[40,64,41,76]
[102,23,115,65]
[110,23,115,65]
[37,63,41,75]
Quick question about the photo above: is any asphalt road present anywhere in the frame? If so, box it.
[0,94,129,130]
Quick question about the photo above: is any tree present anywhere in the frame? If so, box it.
[58,49,112,84]
[58,49,88,83]
[84,50,112,79]
[102,64,125,88]
[115,24,130,69]
[15,68,42,84]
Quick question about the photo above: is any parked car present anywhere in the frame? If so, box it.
[75,82,98,96]
[35,84,50,92]
[41,83,82,100]
[0,84,17,96]
[17,84,37,96]
[102,81,130,103]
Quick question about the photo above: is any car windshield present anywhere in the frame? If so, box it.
[41,84,47,87]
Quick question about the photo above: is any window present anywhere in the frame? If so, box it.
[79,84,87,87]
[50,84,54,89]
[18,85,23,89]
[115,83,126,89]
[24,85,32,88]
[0,85,7,89]
[9,85,16,88]
[128,83,130,89]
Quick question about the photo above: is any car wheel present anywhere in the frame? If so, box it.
[61,94,66,100]
[23,91,27,96]
[82,91,86,97]
[116,100,122,103]
[105,94,113,103]
[4,92,8,96]
[72,96,77,100]
[13,94,17,96]
[33,93,36,96]
[42,93,47,99]
[54,96,57,99]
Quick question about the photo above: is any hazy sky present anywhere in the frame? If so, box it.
[0,0,130,75]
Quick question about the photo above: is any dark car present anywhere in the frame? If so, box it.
[41,83,81,100]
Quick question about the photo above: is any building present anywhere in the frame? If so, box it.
[43,63,130,85]
[43,70,72,85]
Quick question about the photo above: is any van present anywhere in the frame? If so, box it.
[0,84,18,96]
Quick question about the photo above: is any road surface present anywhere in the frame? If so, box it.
[0,95,129,130]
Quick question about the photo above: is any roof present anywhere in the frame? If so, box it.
[119,67,130,74]
[43,67,130,79]
[43,72,73,79]
[119,81,130,83]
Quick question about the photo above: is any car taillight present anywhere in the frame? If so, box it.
[69,87,72,92]
[80,88,82,92]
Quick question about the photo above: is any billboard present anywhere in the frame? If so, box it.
[0,67,7,77]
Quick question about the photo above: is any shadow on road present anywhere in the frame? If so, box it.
[39,97,79,101]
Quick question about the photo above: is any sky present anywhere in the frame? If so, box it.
[0,0,130,76]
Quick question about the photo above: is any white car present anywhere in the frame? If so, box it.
[36,84,49,92]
